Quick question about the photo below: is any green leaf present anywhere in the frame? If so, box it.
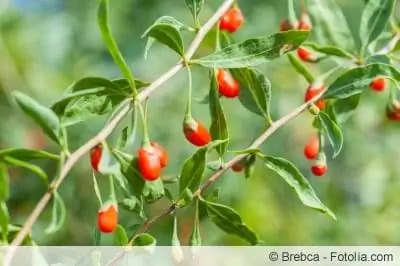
[308,0,356,51]
[185,0,204,21]
[0,148,59,161]
[118,110,137,151]
[332,94,362,124]
[200,199,260,245]
[230,68,271,120]
[0,202,9,242]
[258,155,336,220]
[45,192,67,234]
[324,63,400,99]
[244,154,257,179]
[366,54,391,64]
[189,200,201,246]
[360,0,396,49]
[143,179,165,203]
[13,91,61,145]
[114,225,128,246]
[206,188,220,202]
[142,16,188,56]
[0,164,9,201]
[209,71,229,157]
[179,140,227,196]
[287,53,315,84]
[193,30,309,68]
[303,43,355,59]
[4,156,48,184]
[317,112,344,158]
[98,0,137,93]
[132,233,157,252]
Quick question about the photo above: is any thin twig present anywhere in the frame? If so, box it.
[5,0,235,264]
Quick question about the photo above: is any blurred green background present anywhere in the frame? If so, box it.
[1,0,400,246]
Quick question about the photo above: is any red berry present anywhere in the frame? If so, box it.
[386,106,400,121]
[219,7,244,33]
[231,159,246,172]
[97,203,118,233]
[370,77,386,92]
[311,164,327,177]
[297,47,317,62]
[297,12,312,30]
[304,135,319,160]
[217,69,240,98]
[137,145,162,181]
[183,119,211,147]
[305,82,326,110]
[151,142,168,168]
[90,144,102,172]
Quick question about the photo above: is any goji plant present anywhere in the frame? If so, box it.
[1,0,400,263]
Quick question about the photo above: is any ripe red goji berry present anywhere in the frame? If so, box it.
[137,145,162,181]
[231,158,246,172]
[369,77,386,92]
[297,47,317,62]
[151,141,168,168]
[386,103,400,121]
[183,119,211,147]
[97,203,118,233]
[217,69,240,98]
[304,135,319,160]
[90,144,102,172]
[311,164,327,176]
[297,12,312,30]
[219,7,244,33]
[305,81,326,110]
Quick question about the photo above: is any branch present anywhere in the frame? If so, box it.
[5,0,235,262]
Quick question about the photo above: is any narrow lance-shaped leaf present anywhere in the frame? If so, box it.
[200,199,260,245]
[98,0,137,92]
[4,156,48,184]
[324,63,400,99]
[317,112,344,158]
[185,0,204,21]
[0,164,9,201]
[0,202,9,242]
[360,0,396,49]
[0,148,59,161]
[114,225,129,246]
[192,31,309,68]
[209,71,229,157]
[308,0,356,52]
[179,140,227,196]
[142,16,189,56]
[231,68,271,120]
[303,43,355,59]
[45,192,67,234]
[258,154,336,220]
[13,91,61,145]
[287,53,315,84]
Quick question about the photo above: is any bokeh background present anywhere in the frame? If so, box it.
[1,0,400,246]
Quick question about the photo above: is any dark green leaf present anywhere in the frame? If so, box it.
[185,0,204,21]
[332,94,362,124]
[142,16,188,56]
[209,71,229,157]
[189,200,202,246]
[114,225,129,246]
[13,91,61,144]
[360,0,396,48]
[303,43,355,59]
[0,202,9,242]
[132,233,157,246]
[0,148,59,161]
[287,53,315,84]
[0,164,9,201]
[366,54,392,64]
[324,63,400,99]
[231,68,271,120]
[244,154,257,179]
[258,155,336,220]
[308,0,356,51]
[193,30,309,68]
[98,0,137,93]
[4,156,48,184]
[112,78,150,91]
[179,140,227,196]
[45,192,66,234]
[201,199,260,245]
[317,112,344,158]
